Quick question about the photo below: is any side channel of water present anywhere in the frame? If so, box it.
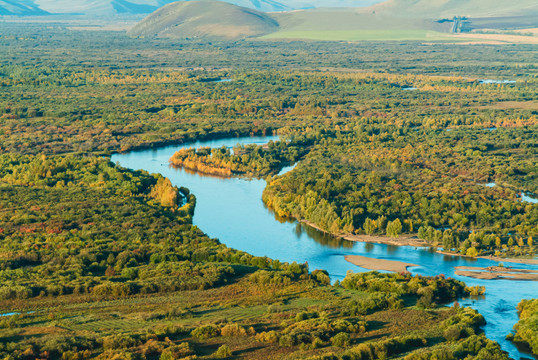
[112,136,538,360]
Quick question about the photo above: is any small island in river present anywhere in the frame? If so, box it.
[455,266,538,281]
[345,255,418,273]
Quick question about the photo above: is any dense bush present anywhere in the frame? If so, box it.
[341,271,467,305]
[510,299,538,355]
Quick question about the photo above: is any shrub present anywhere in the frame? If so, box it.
[512,299,538,355]
[312,269,331,285]
[0,286,32,300]
[331,332,350,347]
[255,331,279,343]
[249,270,292,285]
[214,344,232,358]
[220,323,247,337]
[191,324,220,339]
[159,342,194,359]
[102,334,138,351]
[465,286,485,296]
[443,325,473,342]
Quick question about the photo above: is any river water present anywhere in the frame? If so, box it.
[112,136,537,360]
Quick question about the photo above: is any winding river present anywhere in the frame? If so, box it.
[112,136,537,360]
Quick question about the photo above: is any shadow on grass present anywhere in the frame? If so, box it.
[366,320,388,332]
[352,333,386,345]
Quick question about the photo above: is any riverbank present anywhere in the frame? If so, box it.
[345,255,418,273]
[300,220,538,266]
[455,266,538,281]
[343,233,429,247]
[111,130,276,156]
[301,220,430,247]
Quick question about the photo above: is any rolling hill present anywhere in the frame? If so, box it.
[128,0,279,39]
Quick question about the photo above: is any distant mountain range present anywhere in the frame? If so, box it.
[0,0,382,16]
[0,0,47,15]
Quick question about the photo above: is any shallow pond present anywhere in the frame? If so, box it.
[113,136,537,360]
[521,193,538,204]
[0,312,18,317]
[479,79,516,84]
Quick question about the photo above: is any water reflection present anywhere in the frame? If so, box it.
[364,242,374,252]
[181,166,234,179]
[296,223,355,249]
[386,245,398,254]
[442,254,460,262]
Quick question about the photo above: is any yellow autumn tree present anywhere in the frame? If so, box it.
[150,177,179,208]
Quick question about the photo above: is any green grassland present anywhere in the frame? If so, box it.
[263,30,454,42]
[264,0,538,42]
[363,0,538,19]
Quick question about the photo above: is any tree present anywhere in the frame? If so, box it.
[466,247,478,258]
[443,230,455,250]
[386,219,402,238]
[363,217,377,235]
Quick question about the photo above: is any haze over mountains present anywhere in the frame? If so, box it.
[3,0,538,43]
[0,0,381,16]
[0,0,47,16]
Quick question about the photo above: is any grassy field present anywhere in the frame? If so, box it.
[263,30,454,41]
[0,272,485,359]
[363,0,538,19]
[263,29,538,43]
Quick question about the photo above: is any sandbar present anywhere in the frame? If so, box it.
[454,266,538,281]
[345,255,418,273]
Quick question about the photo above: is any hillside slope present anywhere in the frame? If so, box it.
[217,0,289,11]
[0,0,47,15]
[274,8,444,32]
[1,0,383,16]
[129,0,279,39]
[35,0,158,15]
[362,0,538,19]
[269,0,538,41]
